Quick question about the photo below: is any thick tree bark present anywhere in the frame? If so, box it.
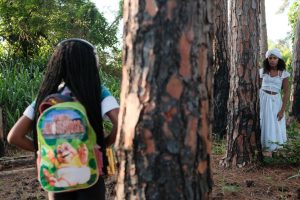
[213,0,229,139]
[115,0,214,199]
[259,0,268,61]
[221,0,262,168]
[290,8,300,122]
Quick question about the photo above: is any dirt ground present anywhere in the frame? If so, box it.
[212,155,300,200]
[0,153,299,200]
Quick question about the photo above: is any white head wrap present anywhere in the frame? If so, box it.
[265,48,282,59]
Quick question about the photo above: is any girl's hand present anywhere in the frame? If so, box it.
[105,108,119,147]
[277,109,284,121]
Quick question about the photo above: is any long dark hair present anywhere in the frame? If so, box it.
[262,58,286,73]
[33,39,104,151]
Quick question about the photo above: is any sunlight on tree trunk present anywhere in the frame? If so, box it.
[220,0,263,168]
[259,0,268,61]
[115,0,214,199]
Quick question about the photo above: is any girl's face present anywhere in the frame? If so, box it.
[267,55,279,68]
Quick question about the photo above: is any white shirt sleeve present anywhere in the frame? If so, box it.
[101,96,119,118]
[23,101,35,120]
[259,68,263,78]
[281,70,290,79]
[23,95,119,120]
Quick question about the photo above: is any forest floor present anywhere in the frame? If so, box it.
[0,148,299,200]
[211,154,300,200]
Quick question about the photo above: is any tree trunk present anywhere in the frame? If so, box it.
[213,0,229,139]
[115,0,214,199]
[290,7,300,122]
[259,0,268,61]
[221,0,262,168]
[0,107,4,157]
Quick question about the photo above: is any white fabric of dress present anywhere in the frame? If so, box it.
[259,68,290,151]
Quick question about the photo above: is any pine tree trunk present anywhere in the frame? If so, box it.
[213,0,229,139]
[221,0,262,168]
[115,0,214,199]
[259,0,268,61]
[290,8,300,122]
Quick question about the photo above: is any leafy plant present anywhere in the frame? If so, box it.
[0,0,119,59]
[212,139,226,155]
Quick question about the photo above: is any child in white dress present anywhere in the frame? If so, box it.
[259,48,290,155]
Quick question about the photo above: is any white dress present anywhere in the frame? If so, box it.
[259,68,290,151]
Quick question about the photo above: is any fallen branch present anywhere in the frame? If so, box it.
[0,155,35,170]
[0,167,35,177]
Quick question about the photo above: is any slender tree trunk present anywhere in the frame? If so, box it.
[221,0,262,168]
[290,8,300,122]
[0,107,4,157]
[259,0,268,61]
[213,0,229,139]
[115,0,214,199]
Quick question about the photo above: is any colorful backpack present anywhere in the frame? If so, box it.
[36,94,103,192]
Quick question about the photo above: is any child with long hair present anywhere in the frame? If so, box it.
[7,38,119,199]
[259,48,290,157]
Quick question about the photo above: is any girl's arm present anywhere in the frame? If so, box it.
[7,115,35,152]
[104,108,119,147]
[277,78,289,121]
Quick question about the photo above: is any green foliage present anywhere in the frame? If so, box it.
[0,59,44,133]
[288,0,300,42]
[0,0,119,59]
[100,53,121,134]
[212,139,226,155]
[118,0,124,19]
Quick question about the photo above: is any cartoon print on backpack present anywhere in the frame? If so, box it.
[42,142,90,187]
[36,99,101,192]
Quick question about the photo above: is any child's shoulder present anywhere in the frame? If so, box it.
[281,70,290,79]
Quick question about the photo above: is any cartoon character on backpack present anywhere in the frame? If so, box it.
[36,94,102,192]
[42,142,90,187]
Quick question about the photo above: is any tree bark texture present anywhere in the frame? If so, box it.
[259,0,268,62]
[222,0,262,168]
[115,0,214,199]
[290,8,300,122]
[213,0,229,139]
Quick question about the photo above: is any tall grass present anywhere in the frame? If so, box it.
[0,60,44,133]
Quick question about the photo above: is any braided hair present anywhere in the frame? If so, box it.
[33,39,104,152]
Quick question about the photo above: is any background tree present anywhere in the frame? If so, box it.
[213,0,229,139]
[0,0,119,58]
[259,0,268,61]
[290,6,300,122]
[115,0,214,199]
[221,0,262,167]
